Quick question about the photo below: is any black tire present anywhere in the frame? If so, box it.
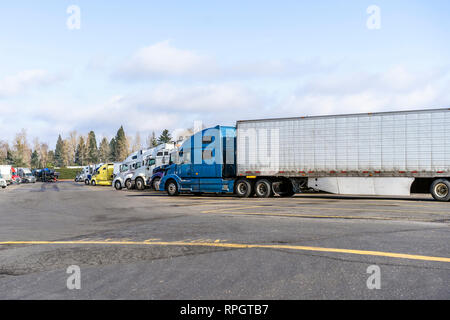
[91,180,96,186]
[152,177,161,191]
[430,179,450,202]
[234,179,253,198]
[166,180,179,196]
[135,177,145,190]
[125,179,133,190]
[114,180,122,190]
[84,179,89,185]
[255,179,274,198]
[275,181,295,197]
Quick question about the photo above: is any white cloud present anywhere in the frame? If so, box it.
[281,66,450,116]
[0,70,63,98]
[127,83,262,111]
[117,41,334,80]
[2,64,450,149]
[119,40,218,78]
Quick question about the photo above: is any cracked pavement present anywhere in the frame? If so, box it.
[0,181,449,299]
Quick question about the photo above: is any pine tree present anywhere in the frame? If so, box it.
[157,129,172,144]
[98,137,110,163]
[75,136,87,165]
[114,126,129,162]
[30,150,39,168]
[109,138,116,162]
[87,131,99,163]
[147,131,158,148]
[54,135,64,167]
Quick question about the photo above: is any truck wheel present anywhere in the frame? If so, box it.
[91,180,96,186]
[430,179,450,202]
[166,181,179,196]
[125,179,133,190]
[235,179,253,198]
[136,177,145,190]
[84,179,89,185]
[255,179,274,198]
[114,180,122,190]
[152,177,161,191]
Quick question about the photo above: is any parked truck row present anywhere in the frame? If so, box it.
[78,108,450,202]
[0,165,38,188]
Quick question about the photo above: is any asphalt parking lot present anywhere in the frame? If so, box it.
[0,181,449,299]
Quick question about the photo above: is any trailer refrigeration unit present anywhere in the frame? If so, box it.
[159,108,450,201]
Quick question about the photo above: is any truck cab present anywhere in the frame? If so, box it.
[18,168,36,183]
[90,163,114,186]
[159,126,236,195]
[131,144,174,190]
[0,173,6,189]
[11,168,21,184]
[112,161,136,190]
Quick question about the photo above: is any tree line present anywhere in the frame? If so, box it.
[0,127,173,169]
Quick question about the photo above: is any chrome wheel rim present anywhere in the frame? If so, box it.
[238,183,247,194]
[257,183,267,195]
[168,183,176,194]
[435,183,449,198]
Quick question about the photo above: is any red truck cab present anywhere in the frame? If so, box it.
[11,168,21,184]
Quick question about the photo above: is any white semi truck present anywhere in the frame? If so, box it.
[0,165,12,185]
[17,168,36,183]
[130,143,174,190]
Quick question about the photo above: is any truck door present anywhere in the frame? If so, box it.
[100,166,107,182]
[197,132,222,192]
[178,148,200,192]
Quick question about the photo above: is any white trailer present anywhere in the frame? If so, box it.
[0,165,12,185]
[236,108,450,201]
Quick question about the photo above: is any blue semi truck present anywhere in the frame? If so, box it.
[159,124,297,198]
[159,109,450,201]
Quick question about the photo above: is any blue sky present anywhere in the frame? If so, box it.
[1,1,450,147]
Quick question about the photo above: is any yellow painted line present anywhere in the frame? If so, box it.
[156,197,450,211]
[200,210,432,222]
[0,240,449,263]
[203,205,449,216]
[202,205,267,214]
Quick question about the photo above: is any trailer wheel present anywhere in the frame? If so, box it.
[84,179,89,185]
[125,179,133,190]
[255,179,274,198]
[135,177,145,190]
[430,179,450,202]
[235,179,253,198]
[166,180,179,196]
[114,180,122,190]
[152,177,161,191]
